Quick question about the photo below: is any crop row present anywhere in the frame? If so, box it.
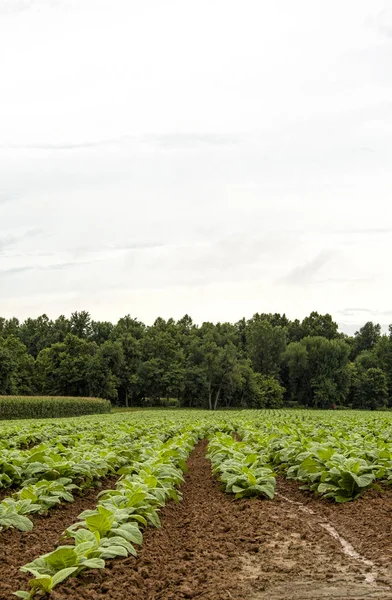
[239,413,392,502]
[206,432,276,499]
[15,426,206,599]
[0,396,111,420]
[0,417,196,532]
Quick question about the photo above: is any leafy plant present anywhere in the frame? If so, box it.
[207,433,276,499]
[15,428,200,598]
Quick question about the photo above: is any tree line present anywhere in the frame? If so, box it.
[0,311,391,410]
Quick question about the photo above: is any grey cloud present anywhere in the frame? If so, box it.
[279,251,333,285]
[115,241,166,251]
[65,241,165,261]
[338,307,374,316]
[43,260,94,271]
[0,133,246,152]
[121,232,295,289]
[0,139,124,151]
[338,228,392,235]
[338,307,392,318]
[145,133,246,149]
[0,228,42,254]
[0,266,33,276]
[0,190,21,205]
[0,259,97,278]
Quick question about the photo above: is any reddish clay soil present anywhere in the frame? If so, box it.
[0,477,118,600]
[18,441,391,600]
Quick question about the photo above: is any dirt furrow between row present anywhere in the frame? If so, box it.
[0,476,118,600]
[36,440,392,600]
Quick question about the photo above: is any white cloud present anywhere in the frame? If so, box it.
[0,0,392,333]
[373,6,392,38]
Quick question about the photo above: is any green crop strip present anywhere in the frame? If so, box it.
[207,432,276,499]
[239,412,392,502]
[14,427,206,599]
[0,417,191,531]
[0,396,111,420]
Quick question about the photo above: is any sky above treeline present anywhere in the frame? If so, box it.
[1,0,392,335]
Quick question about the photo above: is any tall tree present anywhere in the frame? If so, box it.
[0,336,34,395]
[139,318,185,401]
[36,334,95,396]
[285,336,350,407]
[90,320,114,345]
[70,311,92,339]
[300,312,339,340]
[245,318,287,377]
[0,317,20,338]
[19,314,54,358]
[118,334,142,407]
[87,340,123,400]
[352,367,388,410]
[353,321,381,357]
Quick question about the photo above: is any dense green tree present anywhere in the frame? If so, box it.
[374,334,392,403]
[87,340,123,401]
[90,320,114,345]
[112,315,145,340]
[0,317,20,338]
[139,318,185,401]
[19,314,54,358]
[285,336,350,407]
[0,309,389,411]
[51,315,71,343]
[36,334,95,396]
[117,334,142,407]
[70,311,92,339]
[254,374,285,408]
[246,318,287,377]
[353,321,381,357]
[188,324,244,410]
[354,350,380,372]
[287,318,303,343]
[353,367,388,410]
[300,312,339,340]
[0,336,34,395]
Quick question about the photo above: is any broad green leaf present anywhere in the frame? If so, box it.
[99,545,129,558]
[75,529,100,545]
[30,575,53,593]
[85,512,114,536]
[44,547,78,570]
[13,592,31,599]
[81,558,106,569]
[52,567,79,587]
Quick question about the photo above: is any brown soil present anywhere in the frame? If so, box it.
[28,441,392,600]
[277,476,392,569]
[0,477,118,600]
[0,488,16,502]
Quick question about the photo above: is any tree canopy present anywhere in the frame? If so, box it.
[0,311,391,410]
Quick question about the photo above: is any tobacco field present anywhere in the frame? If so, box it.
[2,409,392,599]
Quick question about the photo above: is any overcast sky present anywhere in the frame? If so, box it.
[1,0,392,334]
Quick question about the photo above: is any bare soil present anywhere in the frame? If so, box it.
[277,476,392,570]
[28,441,392,600]
[0,488,16,502]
